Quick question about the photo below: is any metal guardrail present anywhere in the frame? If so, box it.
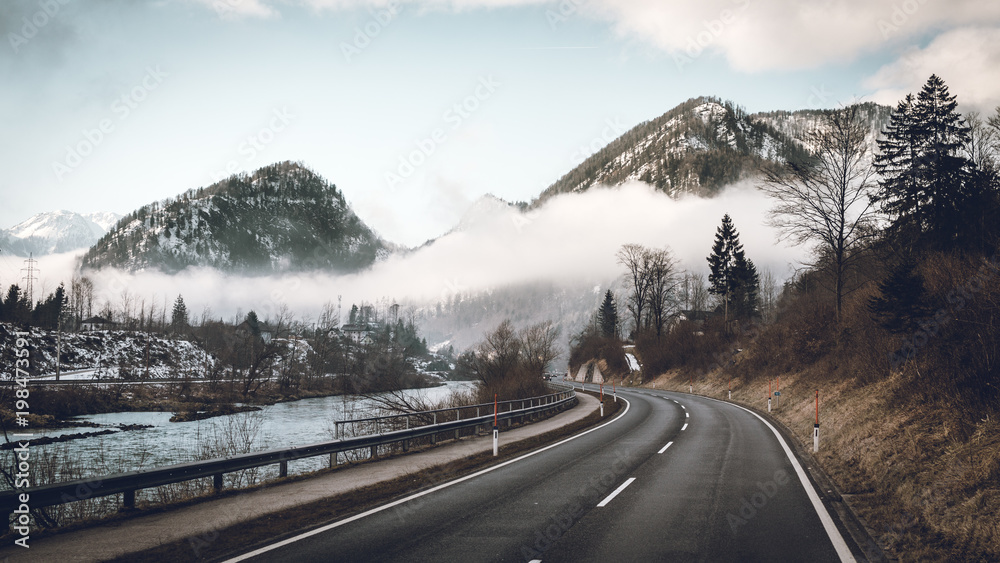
[333,384,574,439]
[0,384,576,515]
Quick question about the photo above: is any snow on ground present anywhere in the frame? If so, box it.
[625,353,640,372]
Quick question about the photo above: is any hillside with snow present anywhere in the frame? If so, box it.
[81,161,387,274]
[0,210,122,256]
[534,97,892,204]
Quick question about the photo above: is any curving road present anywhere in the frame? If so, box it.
[226,386,861,562]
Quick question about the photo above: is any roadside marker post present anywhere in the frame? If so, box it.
[813,390,820,453]
[493,394,499,457]
[613,380,617,403]
[689,375,693,394]
[728,378,731,400]
[600,383,604,417]
[768,380,772,413]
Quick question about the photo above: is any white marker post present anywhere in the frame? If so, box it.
[493,394,499,457]
[813,390,820,453]
[600,383,604,417]
[728,378,731,400]
[613,380,617,403]
[768,380,772,413]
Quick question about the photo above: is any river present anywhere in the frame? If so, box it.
[11,381,477,486]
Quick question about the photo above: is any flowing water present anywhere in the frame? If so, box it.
[10,381,476,485]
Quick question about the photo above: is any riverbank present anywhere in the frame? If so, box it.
[0,391,607,562]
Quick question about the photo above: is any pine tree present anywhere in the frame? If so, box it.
[171,295,189,332]
[707,215,738,323]
[875,75,973,249]
[597,290,618,338]
[875,94,922,238]
[731,249,760,320]
[868,261,930,334]
[707,214,759,324]
[245,310,261,336]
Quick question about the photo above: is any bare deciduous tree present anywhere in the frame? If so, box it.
[645,248,680,337]
[617,243,653,337]
[759,104,879,322]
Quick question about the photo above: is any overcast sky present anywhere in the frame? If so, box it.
[3,0,999,247]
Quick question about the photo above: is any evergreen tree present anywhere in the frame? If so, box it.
[874,94,922,239]
[597,290,618,338]
[171,294,189,331]
[244,310,261,336]
[875,75,973,249]
[33,284,67,330]
[2,285,29,324]
[707,214,759,323]
[731,249,760,319]
[868,261,931,334]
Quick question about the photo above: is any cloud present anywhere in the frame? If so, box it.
[181,0,1000,72]
[864,26,1000,113]
[188,0,279,19]
[59,182,805,324]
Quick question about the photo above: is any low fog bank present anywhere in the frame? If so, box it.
[11,182,808,352]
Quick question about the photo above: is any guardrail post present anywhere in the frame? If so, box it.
[330,452,337,467]
[371,445,378,459]
[213,474,223,492]
[335,422,340,440]
[279,460,288,478]
[123,489,135,510]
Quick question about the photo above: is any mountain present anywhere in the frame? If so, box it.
[0,210,123,256]
[81,161,387,274]
[534,97,892,205]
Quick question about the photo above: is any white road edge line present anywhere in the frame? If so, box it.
[681,423,688,431]
[223,396,633,562]
[702,396,857,563]
[657,441,673,454]
[597,477,636,507]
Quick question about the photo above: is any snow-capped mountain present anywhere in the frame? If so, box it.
[0,210,123,256]
[82,161,387,274]
[534,97,892,204]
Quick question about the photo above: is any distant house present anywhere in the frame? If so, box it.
[676,310,715,324]
[671,310,718,334]
[80,316,114,332]
[341,323,377,345]
[236,320,275,344]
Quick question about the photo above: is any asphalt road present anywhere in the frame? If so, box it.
[227,385,860,563]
